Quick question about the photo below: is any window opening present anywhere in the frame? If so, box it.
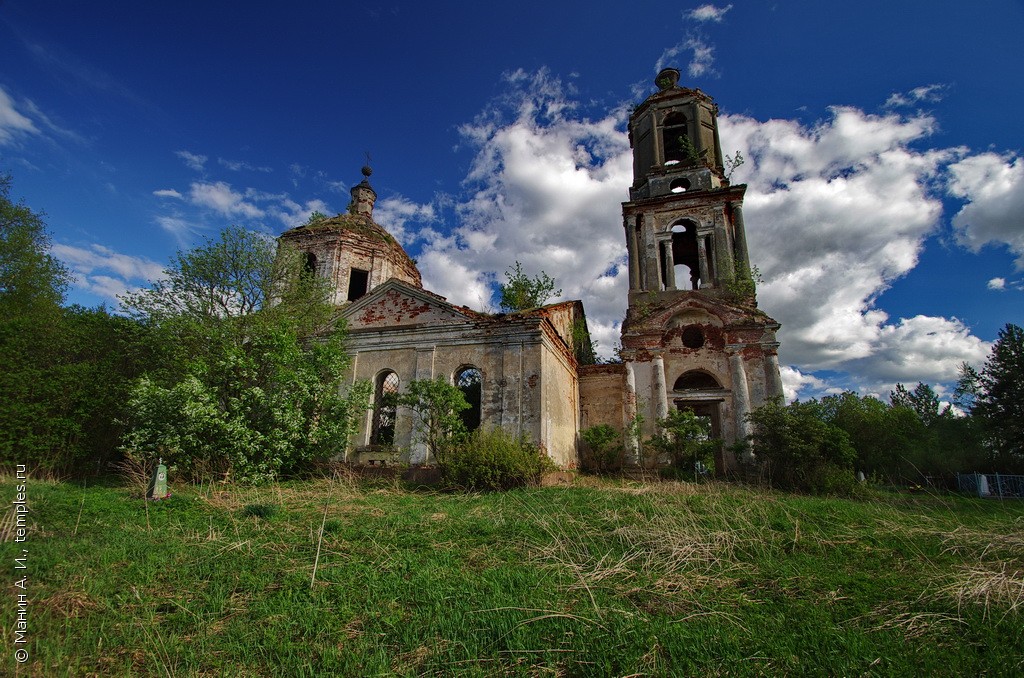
[455,367,483,432]
[681,326,705,349]
[662,112,690,164]
[303,252,317,277]
[670,177,691,193]
[674,371,720,390]
[348,268,369,302]
[371,371,399,445]
[671,221,700,290]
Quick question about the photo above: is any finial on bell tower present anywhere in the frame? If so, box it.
[348,163,377,217]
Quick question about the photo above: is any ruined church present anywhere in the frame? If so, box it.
[279,68,783,474]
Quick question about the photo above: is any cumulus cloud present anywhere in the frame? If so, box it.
[947,152,1024,268]
[988,277,1006,290]
[153,188,183,199]
[779,366,832,403]
[188,181,264,218]
[374,195,438,244]
[719,108,959,372]
[176,150,207,172]
[266,196,333,229]
[687,4,733,22]
[0,85,40,144]
[411,69,632,353]
[51,243,165,302]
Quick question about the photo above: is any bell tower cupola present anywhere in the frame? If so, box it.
[628,68,728,201]
[622,69,751,298]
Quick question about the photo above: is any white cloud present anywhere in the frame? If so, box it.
[687,4,733,22]
[51,243,165,303]
[414,70,632,345]
[153,188,183,199]
[374,195,437,244]
[656,37,718,79]
[266,196,333,229]
[779,366,831,403]
[176,150,207,172]
[188,181,264,218]
[988,277,1006,290]
[719,108,959,372]
[947,152,1024,268]
[154,215,200,243]
[885,83,948,109]
[0,85,40,144]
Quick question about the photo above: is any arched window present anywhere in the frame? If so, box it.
[370,371,400,445]
[674,370,721,391]
[671,221,700,290]
[662,112,690,164]
[303,252,318,277]
[455,366,483,432]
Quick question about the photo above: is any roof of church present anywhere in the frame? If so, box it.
[280,212,419,275]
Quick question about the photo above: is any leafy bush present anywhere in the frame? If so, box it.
[646,409,718,479]
[120,227,370,484]
[747,399,857,494]
[442,428,554,491]
[398,377,469,465]
[580,424,624,474]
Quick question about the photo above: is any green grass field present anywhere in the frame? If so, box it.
[1,474,1022,676]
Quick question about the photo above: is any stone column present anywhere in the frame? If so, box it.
[764,348,784,401]
[727,347,753,458]
[661,240,676,290]
[714,223,734,281]
[652,356,670,422]
[645,236,660,291]
[697,235,710,288]
[626,218,641,291]
[624,362,640,466]
[731,203,750,272]
[409,347,436,465]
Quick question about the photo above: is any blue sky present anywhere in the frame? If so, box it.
[2,1,1022,402]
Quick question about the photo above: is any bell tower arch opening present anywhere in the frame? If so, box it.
[671,221,700,290]
[662,112,690,165]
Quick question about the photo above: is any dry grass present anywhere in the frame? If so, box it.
[941,563,1024,619]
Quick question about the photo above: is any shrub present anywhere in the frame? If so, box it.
[442,428,555,491]
[747,398,857,494]
[646,409,718,479]
[580,424,624,474]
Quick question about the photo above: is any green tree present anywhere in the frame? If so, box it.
[747,399,857,493]
[121,226,368,483]
[890,382,950,427]
[580,424,624,474]
[0,174,70,314]
[965,324,1024,471]
[647,409,718,478]
[822,391,926,480]
[398,377,469,465]
[498,261,561,312]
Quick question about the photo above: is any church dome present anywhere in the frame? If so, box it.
[279,170,422,304]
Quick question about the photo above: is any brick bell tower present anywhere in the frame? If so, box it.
[619,68,784,473]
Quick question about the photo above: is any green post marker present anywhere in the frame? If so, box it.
[147,458,169,500]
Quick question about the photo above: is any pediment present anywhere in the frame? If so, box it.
[340,279,474,330]
[634,292,778,333]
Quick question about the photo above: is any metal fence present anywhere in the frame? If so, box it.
[956,473,1024,499]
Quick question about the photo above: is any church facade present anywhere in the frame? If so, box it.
[280,68,783,473]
